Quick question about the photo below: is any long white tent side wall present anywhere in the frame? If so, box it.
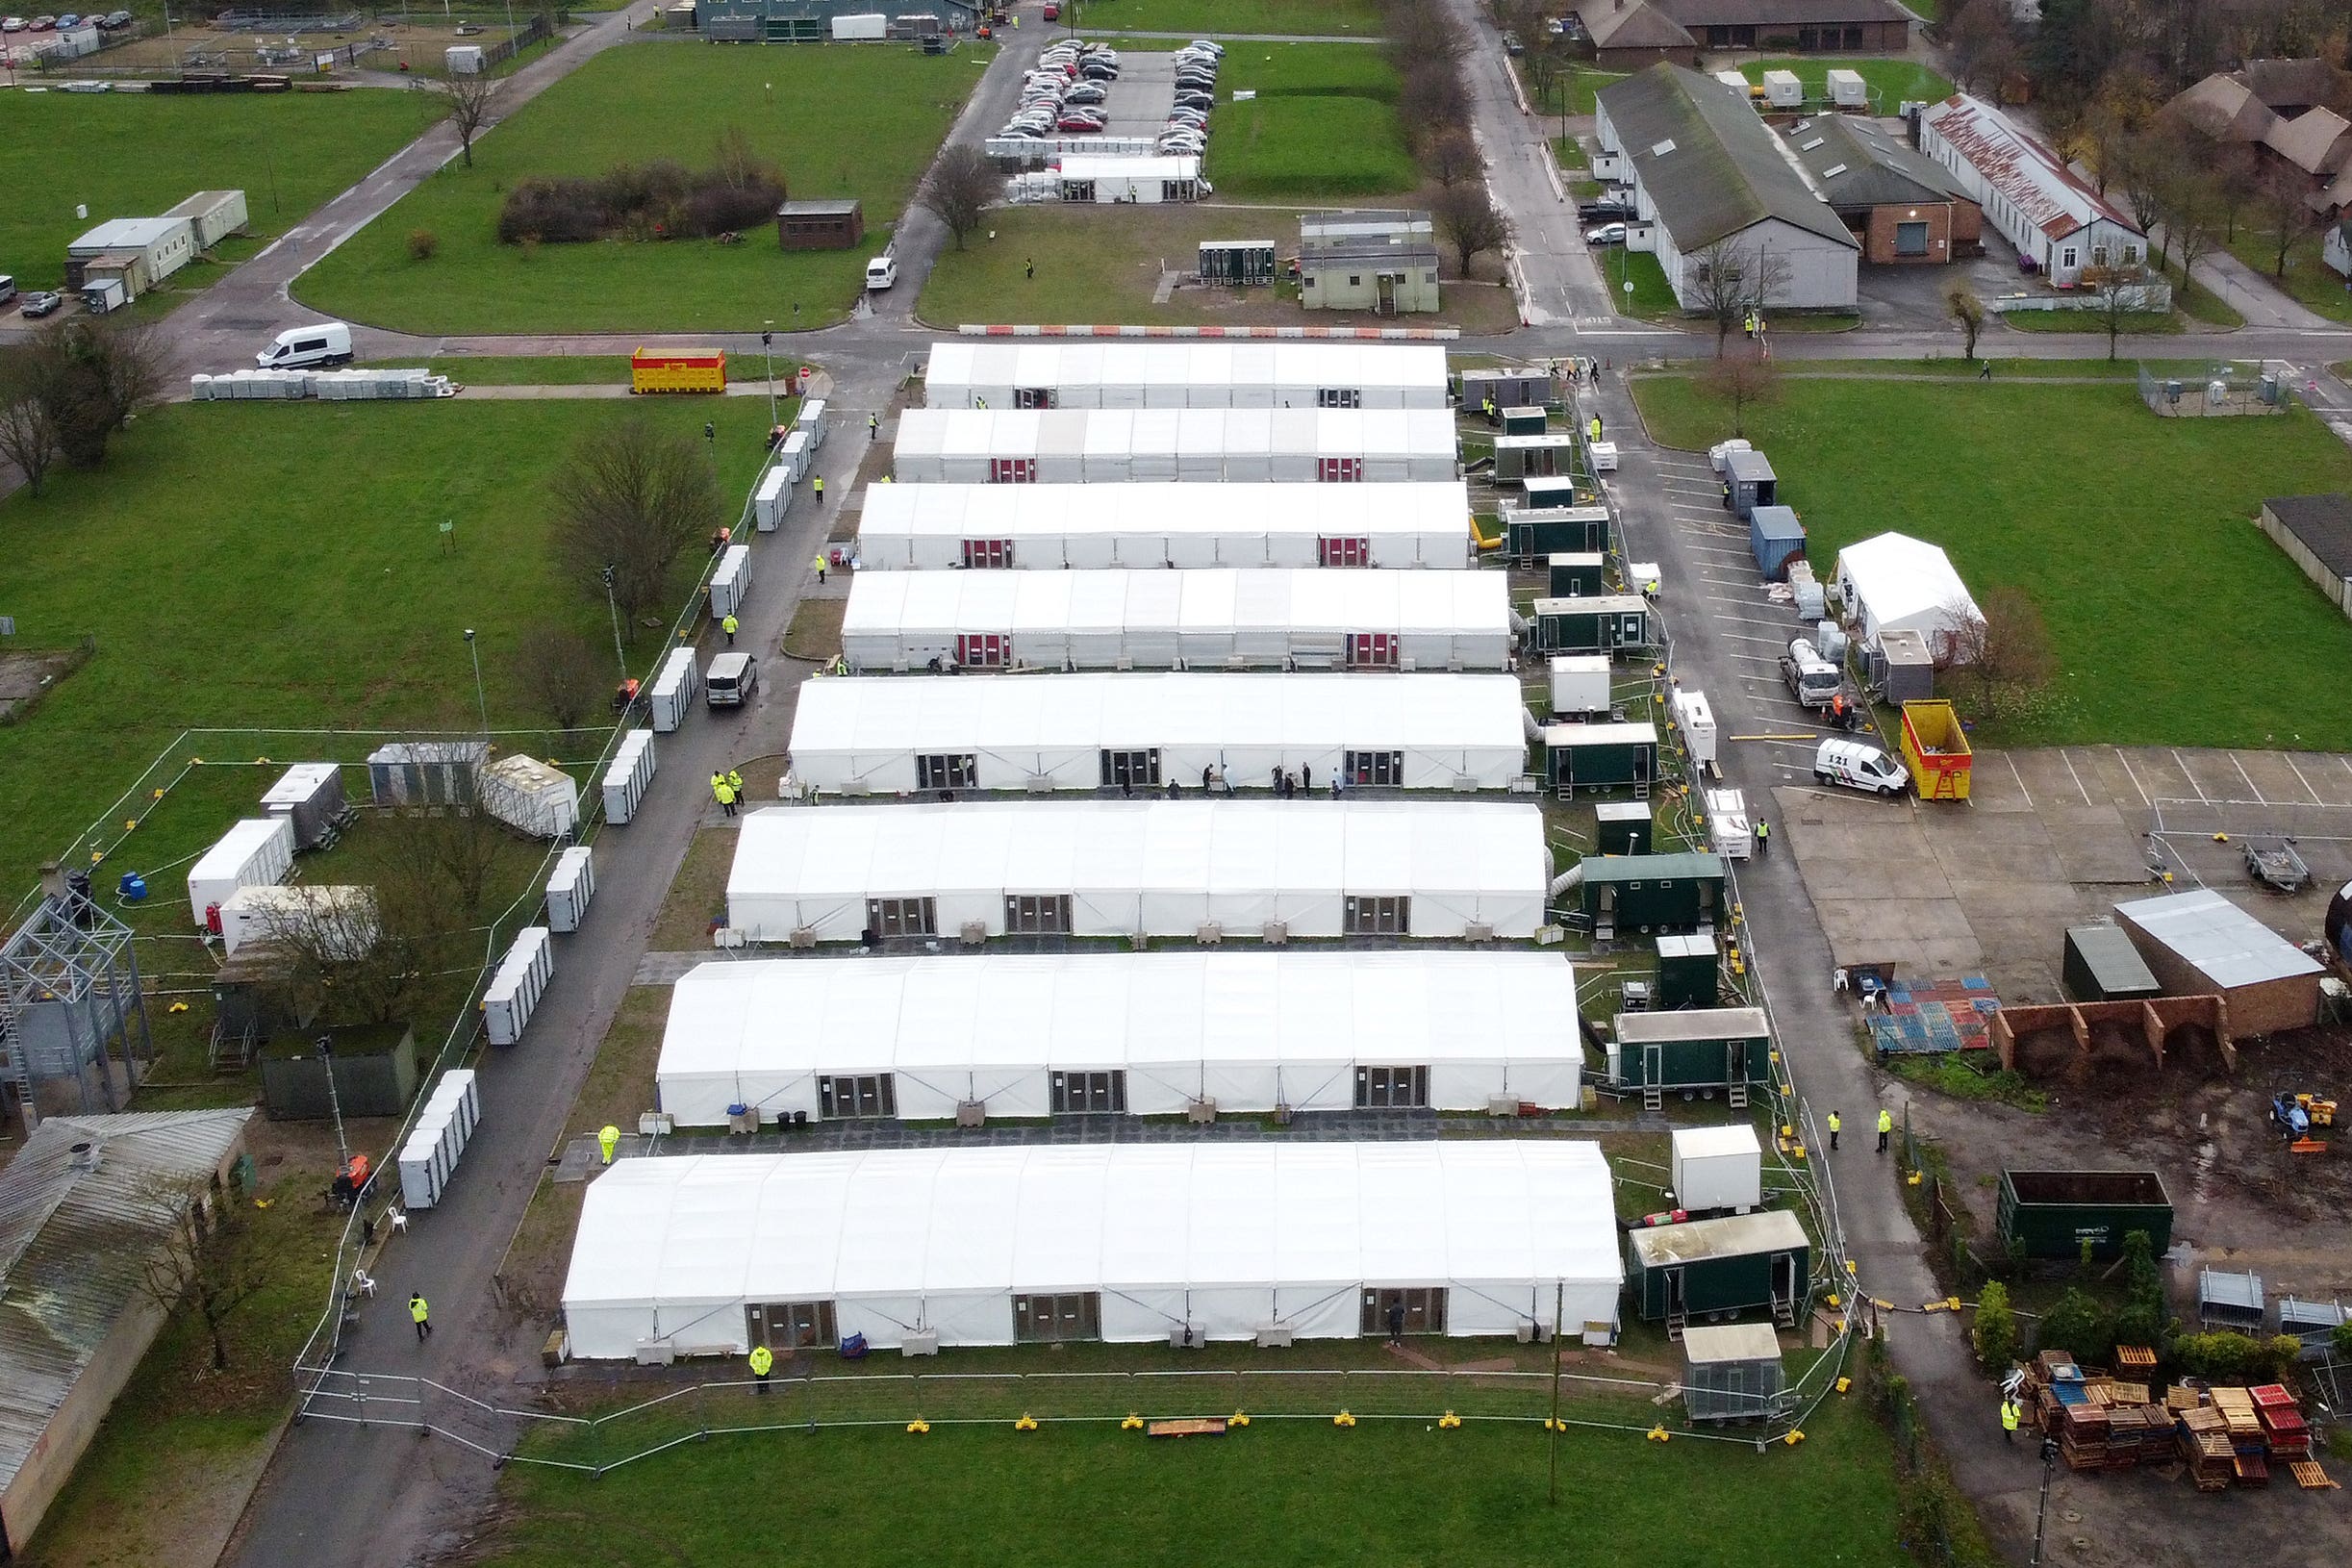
[786,672,1532,795]
[891,408,1458,484]
[655,948,1582,1126]
[839,569,1512,672]
[724,798,1551,942]
[923,341,1452,411]
[562,1142,1623,1358]
[852,481,1476,569]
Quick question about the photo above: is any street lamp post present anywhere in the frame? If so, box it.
[463,628,489,738]
[2029,1435,2059,1566]
[763,324,777,428]
[600,565,627,679]
[316,1036,349,1169]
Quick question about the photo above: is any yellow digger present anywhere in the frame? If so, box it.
[2271,1093,2337,1153]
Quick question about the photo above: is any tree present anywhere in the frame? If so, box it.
[1688,239,1789,355]
[1698,350,1780,439]
[0,359,62,498]
[1946,0,2016,95]
[2035,1286,2116,1365]
[2164,169,2219,290]
[2211,145,2257,243]
[1971,1279,2019,1371]
[1427,127,1480,190]
[1937,585,2054,722]
[517,621,607,736]
[432,70,502,170]
[2112,1229,2170,1351]
[2086,274,2138,362]
[22,316,169,470]
[2256,170,2314,278]
[918,144,999,250]
[128,1171,274,1374]
[1946,284,1985,362]
[1433,180,1509,278]
[550,417,721,627]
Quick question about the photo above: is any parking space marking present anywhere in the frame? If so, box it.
[2059,749,2094,808]
[2227,751,2264,804]
[2112,748,2150,808]
[2005,751,2034,809]
[2171,749,2211,804]
[2281,752,2323,805]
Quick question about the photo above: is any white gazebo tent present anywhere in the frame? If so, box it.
[891,408,1457,484]
[560,1141,1624,1358]
[786,672,1532,795]
[723,798,1550,942]
[654,948,1582,1125]
[1831,532,1982,652]
[923,341,1451,411]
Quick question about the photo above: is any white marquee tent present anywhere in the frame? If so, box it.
[852,481,1474,569]
[923,341,1451,411]
[785,672,1532,795]
[655,948,1582,1125]
[891,407,1458,484]
[724,798,1551,942]
[1831,532,1982,652]
[561,1142,1623,1357]
[839,569,1512,672]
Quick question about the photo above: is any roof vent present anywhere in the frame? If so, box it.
[1650,138,1676,156]
[1801,137,1826,151]
[1822,164,1848,178]
[69,1141,100,1175]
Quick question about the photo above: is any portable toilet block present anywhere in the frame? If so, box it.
[545,845,597,933]
[189,818,296,927]
[1655,933,1719,1008]
[1543,721,1659,794]
[1682,1324,1785,1424]
[1669,688,1717,771]
[709,544,752,620]
[601,729,658,825]
[1594,801,1653,855]
[1505,504,1608,562]
[1722,450,1777,518]
[1626,1209,1810,1324]
[258,763,346,851]
[1577,852,1725,936]
[1827,67,1867,108]
[754,468,791,532]
[1547,552,1606,597]
[650,645,703,733]
[1671,1124,1762,1213]
[777,429,812,484]
[1877,629,1935,703]
[796,398,827,450]
[1748,505,1806,580]
[1609,1004,1769,1095]
[1550,654,1612,719]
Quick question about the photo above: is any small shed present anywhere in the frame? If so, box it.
[1626,1209,1810,1324]
[1873,628,1935,703]
[1749,504,1806,580]
[65,215,195,291]
[1542,721,1659,794]
[367,741,486,807]
[775,199,866,251]
[1655,933,1718,1008]
[2258,494,2352,620]
[2198,1267,2265,1332]
[1682,1323,1785,1424]
[260,1023,419,1121]
[1721,450,1777,518]
[1671,1124,1762,1213]
[1608,1004,1768,1095]
[2062,924,2160,1003]
[210,939,314,1043]
[1299,220,1442,315]
[163,190,247,250]
[1550,654,1612,719]
[1505,504,1608,561]
[1460,367,1552,410]
[478,754,580,841]
[1594,801,1653,855]
[1530,594,1654,655]
[1547,552,1607,597]
[1575,852,1726,938]
[1494,433,1577,482]
[2113,888,2324,1036]
[1500,406,1548,437]
[1995,1170,2173,1260]
[1198,240,1277,286]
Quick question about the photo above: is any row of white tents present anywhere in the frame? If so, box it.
[892,407,1459,485]
[923,341,1452,411]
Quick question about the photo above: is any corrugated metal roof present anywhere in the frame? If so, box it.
[0,1110,251,1498]
[1921,94,2141,242]
[1599,65,1857,253]
[2264,493,2352,576]
[1630,1208,1808,1267]
[2113,888,2324,989]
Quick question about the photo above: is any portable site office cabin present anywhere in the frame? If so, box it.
[1530,594,1655,655]
[1572,853,1727,939]
[785,672,1532,795]
[838,569,1512,672]
[724,798,1550,944]
[1540,722,1659,794]
[1625,1208,1811,1324]
[188,818,296,927]
[655,948,1583,1127]
[1494,434,1579,483]
[890,408,1458,485]
[923,341,1451,411]
[1607,1006,1770,1095]
[852,481,1475,570]
[258,763,346,852]
[564,1142,1623,1359]
[1547,553,1607,597]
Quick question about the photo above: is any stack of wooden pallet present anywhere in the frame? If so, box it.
[2177,1405,2237,1491]
[2252,1384,2311,1459]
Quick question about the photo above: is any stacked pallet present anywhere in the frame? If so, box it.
[2253,1384,2311,1459]
[2178,1406,2236,1491]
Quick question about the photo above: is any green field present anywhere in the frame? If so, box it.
[297,44,990,334]
[372,355,636,385]
[485,1397,1908,1567]
[2221,226,2352,324]
[1729,58,1953,110]
[1612,248,1681,318]
[1080,0,1383,34]
[1631,376,2352,748]
[0,89,442,292]
[0,396,776,891]
[1203,41,1416,199]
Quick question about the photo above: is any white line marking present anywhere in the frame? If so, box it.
[2005,751,2033,808]
[2172,749,2211,804]
[2282,752,2323,804]
[2113,747,2150,808]
[2059,749,2093,808]
[2227,751,2264,805]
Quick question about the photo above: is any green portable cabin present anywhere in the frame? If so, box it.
[1542,721,1658,793]
[1656,933,1720,1008]
[1595,801,1652,855]
[1575,852,1725,936]
[1505,501,1608,561]
[1626,1209,1811,1325]
[1531,594,1653,655]
[1501,406,1548,437]
[1495,433,1578,483]
[2061,924,2162,1003]
[1996,1170,2174,1260]
[1607,1003,1767,1092]
[260,1022,419,1121]
[1547,552,1606,597]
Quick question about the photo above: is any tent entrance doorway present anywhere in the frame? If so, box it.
[1100,748,1162,790]
[1014,1291,1101,1343]
[1051,1070,1127,1114]
[821,1074,898,1119]
[1345,895,1410,935]
[746,1300,837,1351]
[867,897,938,938]
[1003,894,1074,935]
[1345,749,1404,786]
[1354,1064,1429,1108]
[1360,1286,1449,1336]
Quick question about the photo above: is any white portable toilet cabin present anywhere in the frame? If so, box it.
[1826,68,1867,109]
[1549,655,1612,719]
[709,544,752,620]
[1669,688,1718,771]
[188,818,296,927]
[650,645,703,733]
[1761,69,1804,108]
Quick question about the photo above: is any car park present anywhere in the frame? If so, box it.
[98,8,131,23]
[21,291,63,317]
[0,17,23,30]
[1056,111,1105,131]
[1583,222,1627,245]
[54,12,77,26]
[29,13,54,28]
[1065,83,1106,105]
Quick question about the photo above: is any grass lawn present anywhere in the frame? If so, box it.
[0,396,775,891]
[1631,375,2352,748]
[1516,63,1626,117]
[0,89,442,292]
[297,44,991,334]
[1203,41,1415,200]
[370,355,636,385]
[1774,358,2213,380]
[1611,248,1681,318]
[1077,0,1384,34]
[485,1395,1908,1567]
[2221,227,2352,324]
[1730,57,1953,110]
[1999,307,2179,337]
[2162,260,2246,328]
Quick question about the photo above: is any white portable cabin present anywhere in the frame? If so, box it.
[655,949,1583,1126]
[1761,68,1804,107]
[1671,1124,1763,1213]
[1669,688,1718,770]
[188,817,295,926]
[561,1141,1623,1358]
[398,1068,481,1211]
[776,429,813,485]
[478,754,580,840]
[890,408,1457,485]
[1704,787,1751,861]
[1056,154,1207,204]
[839,569,1511,672]
[218,884,378,958]
[724,798,1550,943]
[923,341,1451,411]
[853,481,1474,569]
[785,672,1532,795]
[753,468,791,533]
[1549,655,1612,719]
[1832,531,1981,652]
[546,845,597,933]
[1826,67,1867,108]
[258,762,346,851]
[483,926,554,1047]
[650,646,703,733]
[795,398,827,450]
[601,729,658,825]
[709,544,752,620]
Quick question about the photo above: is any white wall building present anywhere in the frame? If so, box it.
[561,1142,1623,1357]
[654,948,1582,1125]
[924,341,1449,411]
[891,407,1458,485]
[1918,93,2146,287]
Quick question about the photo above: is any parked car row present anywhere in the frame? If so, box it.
[1157,39,1223,157]
[999,39,1123,139]
[0,10,130,28]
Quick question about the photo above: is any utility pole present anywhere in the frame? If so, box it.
[463,628,489,738]
[763,324,777,428]
[600,565,627,678]
[316,1035,349,1169]
[2029,1435,2058,1564]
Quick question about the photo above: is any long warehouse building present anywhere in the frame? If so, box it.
[724,798,1551,942]
[785,672,1534,795]
[840,569,1513,672]
[852,481,1475,569]
[923,340,1452,410]
[561,1142,1623,1358]
[655,948,1583,1126]
[892,407,1458,484]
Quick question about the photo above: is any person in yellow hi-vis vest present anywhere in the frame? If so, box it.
[1877,1107,1893,1153]
[2001,1396,2019,1444]
[750,1343,774,1394]
[1826,1110,1840,1151]
[598,1124,620,1164]
[410,1292,432,1342]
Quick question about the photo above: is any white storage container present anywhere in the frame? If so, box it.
[753,468,790,533]
[483,925,555,1046]
[1670,688,1718,770]
[445,42,484,72]
[1827,68,1867,109]
[546,845,596,932]
[1762,69,1803,108]
[650,645,702,733]
[709,544,752,620]
[478,754,580,840]
[1548,654,1611,719]
[258,761,346,851]
[796,398,826,451]
[831,10,886,38]
[1707,438,1752,475]
[1671,1124,1763,1213]
[219,884,378,957]
[1704,788,1751,862]
[601,729,657,825]
[188,817,295,927]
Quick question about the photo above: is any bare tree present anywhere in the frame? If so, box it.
[1688,240,1789,354]
[1427,127,1481,190]
[1945,0,2016,94]
[2211,144,2256,243]
[1433,181,1509,278]
[1936,586,2053,723]
[2112,132,2171,249]
[2255,171,2314,278]
[0,360,62,498]
[408,802,512,923]
[516,621,607,736]
[917,144,999,250]
[2087,276,2139,361]
[2163,170,2219,290]
[127,1171,275,1374]
[1699,350,1781,439]
[550,417,721,627]
[1947,285,1985,361]
[431,71,502,170]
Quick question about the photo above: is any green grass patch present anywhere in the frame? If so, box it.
[298,43,991,334]
[0,89,442,292]
[1729,58,1953,111]
[2001,307,2180,336]
[1077,0,1383,34]
[2220,227,2352,324]
[1201,42,1414,200]
[1611,248,1681,318]
[370,355,636,385]
[1551,135,1585,170]
[1630,375,2352,747]
[0,396,776,890]
[1518,63,1626,116]
[1888,1053,2048,1111]
[1767,358,2209,380]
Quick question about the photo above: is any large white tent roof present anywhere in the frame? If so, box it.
[854,480,1472,546]
[923,341,1450,407]
[841,569,1509,642]
[893,407,1457,464]
[1833,532,1981,635]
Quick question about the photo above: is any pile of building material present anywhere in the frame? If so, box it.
[2028,1353,2170,1472]
[190,368,454,401]
[2028,1352,2327,1488]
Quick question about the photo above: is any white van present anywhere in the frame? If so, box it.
[864,252,898,291]
[0,274,15,307]
[256,321,354,369]
[707,651,758,709]
[1814,738,1909,797]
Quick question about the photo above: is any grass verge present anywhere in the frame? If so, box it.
[1609,248,1682,319]
[1076,0,1383,34]
[2220,227,2352,324]
[1726,58,1953,111]
[2000,308,2180,336]
[369,355,636,385]
[648,827,738,950]
[1203,41,1415,200]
